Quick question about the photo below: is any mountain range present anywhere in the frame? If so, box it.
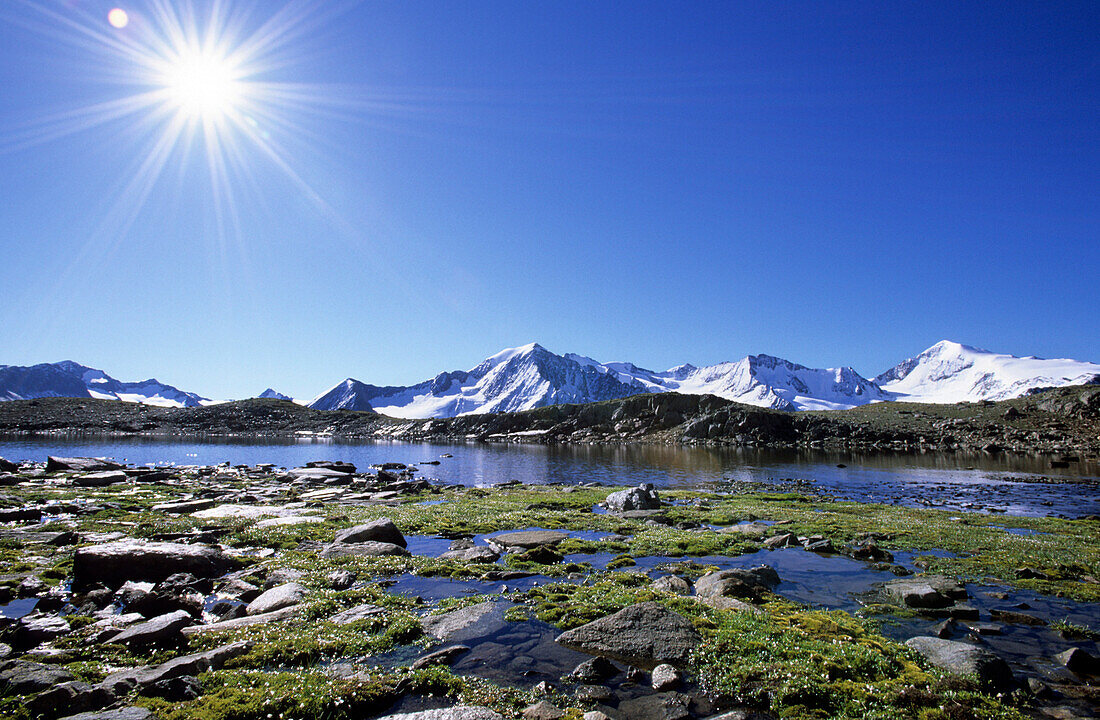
[2,341,1098,415]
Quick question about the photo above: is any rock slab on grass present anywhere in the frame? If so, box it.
[72,541,241,590]
[58,709,157,720]
[320,541,410,558]
[555,601,701,669]
[0,659,75,694]
[99,640,251,695]
[905,636,1014,691]
[246,582,306,615]
[108,610,193,647]
[422,601,502,642]
[486,530,568,550]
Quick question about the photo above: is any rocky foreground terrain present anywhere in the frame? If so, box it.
[0,456,1097,719]
[1,385,1099,456]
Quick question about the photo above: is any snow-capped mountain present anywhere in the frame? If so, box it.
[257,388,293,401]
[309,343,887,416]
[567,352,886,411]
[0,361,210,408]
[309,343,645,417]
[876,340,1100,404]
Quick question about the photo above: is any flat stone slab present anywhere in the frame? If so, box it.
[330,603,386,625]
[486,530,568,550]
[555,601,701,669]
[47,457,124,473]
[73,541,241,589]
[99,640,251,694]
[334,518,407,547]
[108,610,193,647]
[151,500,217,514]
[321,541,410,558]
[182,605,301,636]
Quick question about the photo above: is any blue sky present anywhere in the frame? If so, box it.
[1,0,1097,400]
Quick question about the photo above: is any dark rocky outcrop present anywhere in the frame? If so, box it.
[72,541,242,589]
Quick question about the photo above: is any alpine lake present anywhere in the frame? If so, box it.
[0,436,1097,720]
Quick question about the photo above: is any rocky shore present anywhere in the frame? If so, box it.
[0,456,1097,719]
[1,385,1099,456]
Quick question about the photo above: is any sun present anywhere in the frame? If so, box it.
[160,47,243,121]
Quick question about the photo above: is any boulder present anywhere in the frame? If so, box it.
[15,614,71,648]
[883,576,967,610]
[522,702,564,720]
[246,582,306,616]
[46,457,124,473]
[26,682,113,718]
[374,708,503,720]
[1055,647,1100,675]
[652,575,693,595]
[320,541,410,558]
[107,610,192,647]
[694,566,779,601]
[0,457,18,473]
[72,541,241,590]
[304,460,356,474]
[905,636,1014,691]
[333,518,407,547]
[605,484,660,513]
[555,602,701,669]
[182,605,301,636]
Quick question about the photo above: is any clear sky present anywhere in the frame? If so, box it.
[1,0,1097,401]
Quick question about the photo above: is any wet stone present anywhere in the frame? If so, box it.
[487,530,569,551]
[555,602,701,669]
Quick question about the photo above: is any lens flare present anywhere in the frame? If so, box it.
[161,48,242,120]
[107,8,129,29]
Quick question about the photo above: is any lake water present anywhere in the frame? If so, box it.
[2,435,1098,518]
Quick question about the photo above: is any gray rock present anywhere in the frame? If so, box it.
[522,701,564,720]
[246,582,306,616]
[46,457,124,473]
[74,471,128,487]
[0,457,17,472]
[605,484,660,513]
[694,566,779,600]
[330,603,385,625]
[568,655,619,683]
[616,692,692,720]
[373,707,503,720]
[651,663,682,691]
[486,530,568,551]
[1055,647,1100,675]
[26,681,113,718]
[555,602,701,669]
[574,685,615,704]
[652,575,693,595]
[0,659,76,694]
[763,533,798,549]
[108,610,193,647]
[73,541,241,590]
[320,541,410,558]
[883,576,967,609]
[905,636,1014,691]
[183,605,300,635]
[99,641,251,695]
[15,614,71,648]
[333,518,407,547]
[327,570,356,590]
[57,709,156,720]
[151,500,217,514]
[422,601,503,642]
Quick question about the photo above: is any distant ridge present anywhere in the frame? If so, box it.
[0,361,210,408]
[5,341,1098,416]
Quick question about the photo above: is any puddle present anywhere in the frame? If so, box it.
[0,598,38,618]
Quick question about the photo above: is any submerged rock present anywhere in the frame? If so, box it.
[694,566,779,601]
[422,601,503,642]
[555,602,700,669]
